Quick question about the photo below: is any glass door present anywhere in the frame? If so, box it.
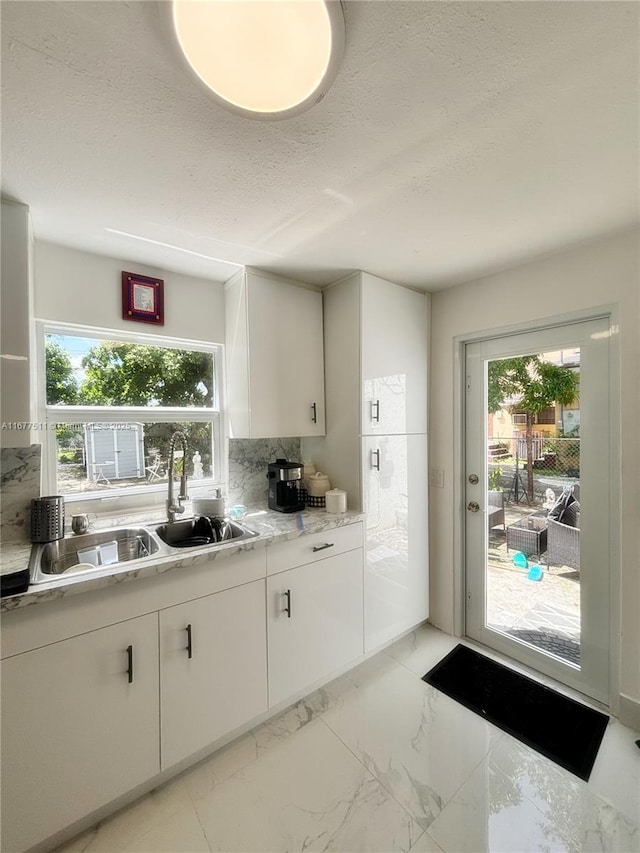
[464,318,612,704]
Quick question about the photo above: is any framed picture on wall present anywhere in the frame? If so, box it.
[121,271,164,325]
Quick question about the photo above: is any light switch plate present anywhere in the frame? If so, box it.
[429,468,444,488]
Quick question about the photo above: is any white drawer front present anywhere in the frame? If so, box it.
[266,522,363,576]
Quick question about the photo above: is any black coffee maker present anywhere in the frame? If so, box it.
[267,459,305,513]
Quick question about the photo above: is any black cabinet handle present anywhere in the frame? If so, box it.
[372,449,380,471]
[126,644,134,684]
[185,624,193,659]
[311,402,317,424]
[312,542,334,552]
[371,400,380,423]
[283,589,292,618]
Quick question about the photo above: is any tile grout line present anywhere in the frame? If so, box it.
[315,714,427,843]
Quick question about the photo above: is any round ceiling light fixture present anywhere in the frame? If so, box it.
[171,0,345,120]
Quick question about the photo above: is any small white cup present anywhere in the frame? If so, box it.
[325,489,347,513]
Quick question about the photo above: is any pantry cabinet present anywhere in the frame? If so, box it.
[225,268,325,438]
[0,613,159,853]
[267,547,364,707]
[362,434,429,650]
[159,579,268,769]
[361,272,428,435]
[303,272,429,653]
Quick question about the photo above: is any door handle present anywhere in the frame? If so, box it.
[372,449,380,470]
[126,644,134,684]
[283,589,292,618]
[311,402,317,423]
[467,501,480,512]
[185,623,193,659]
[371,400,380,423]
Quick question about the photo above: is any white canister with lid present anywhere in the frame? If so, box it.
[306,472,331,497]
[302,460,316,489]
[325,489,347,513]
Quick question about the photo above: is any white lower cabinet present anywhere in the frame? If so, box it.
[159,579,268,769]
[0,613,159,853]
[362,434,429,652]
[267,549,364,707]
[1,525,367,852]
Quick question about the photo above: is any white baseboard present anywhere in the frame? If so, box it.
[619,693,640,730]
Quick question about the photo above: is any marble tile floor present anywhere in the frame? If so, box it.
[57,626,639,853]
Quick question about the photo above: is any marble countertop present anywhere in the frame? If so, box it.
[0,507,364,613]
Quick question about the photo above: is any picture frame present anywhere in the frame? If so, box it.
[121,271,164,325]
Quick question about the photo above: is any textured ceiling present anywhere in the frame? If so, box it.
[2,1,638,290]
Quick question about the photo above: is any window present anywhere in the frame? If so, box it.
[39,323,223,500]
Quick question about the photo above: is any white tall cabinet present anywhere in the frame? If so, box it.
[225,268,325,438]
[304,272,429,652]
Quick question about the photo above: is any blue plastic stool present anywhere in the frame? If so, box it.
[527,565,543,581]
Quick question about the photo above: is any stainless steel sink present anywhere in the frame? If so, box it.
[28,518,259,583]
[155,517,258,549]
[29,527,162,583]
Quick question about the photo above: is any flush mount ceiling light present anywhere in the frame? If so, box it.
[171,0,345,119]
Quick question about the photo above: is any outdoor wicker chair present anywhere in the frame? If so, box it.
[487,490,505,531]
[547,499,580,570]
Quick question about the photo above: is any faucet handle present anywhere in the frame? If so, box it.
[179,474,189,501]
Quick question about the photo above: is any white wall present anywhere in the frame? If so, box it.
[428,228,640,721]
[1,200,34,446]
[34,241,225,343]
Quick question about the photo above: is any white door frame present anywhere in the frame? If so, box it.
[452,306,621,712]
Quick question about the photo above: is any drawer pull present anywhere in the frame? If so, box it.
[371,399,380,423]
[126,644,134,684]
[371,449,380,471]
[283,589,292,618]
[312,542,334,553]
[185,623,193,659]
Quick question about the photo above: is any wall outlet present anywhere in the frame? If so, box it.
[429,468,444,488]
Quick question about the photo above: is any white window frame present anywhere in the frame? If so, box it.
[37,321,226,507]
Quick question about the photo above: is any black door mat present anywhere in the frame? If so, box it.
[422,644,608,781]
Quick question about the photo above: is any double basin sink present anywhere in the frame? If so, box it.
[29,517,258,584]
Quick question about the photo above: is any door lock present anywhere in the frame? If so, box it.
[467,501,480,512]
[468,474,479,484]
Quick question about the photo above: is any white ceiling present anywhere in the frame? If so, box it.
[2,1,638,291]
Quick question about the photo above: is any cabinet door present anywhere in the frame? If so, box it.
[361,273,428,435]
[362,435,429,652]
[267,550,363,707]
[160,580,268,769]
[247,272,325,437]
[1,613,159,853]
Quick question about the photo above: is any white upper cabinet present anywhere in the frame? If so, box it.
[225,269,325,438]
[360,273,428,435]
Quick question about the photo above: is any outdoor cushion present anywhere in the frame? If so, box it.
[562,501,580,529]
[548,485,576,523]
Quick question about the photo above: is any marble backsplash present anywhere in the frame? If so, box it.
[228,438,302,507]
[0,440,300,543]
[1,444,41,543]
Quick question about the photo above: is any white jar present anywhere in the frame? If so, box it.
[306,472,330,497]
[325,489,347,513]
[302,460,316,489]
